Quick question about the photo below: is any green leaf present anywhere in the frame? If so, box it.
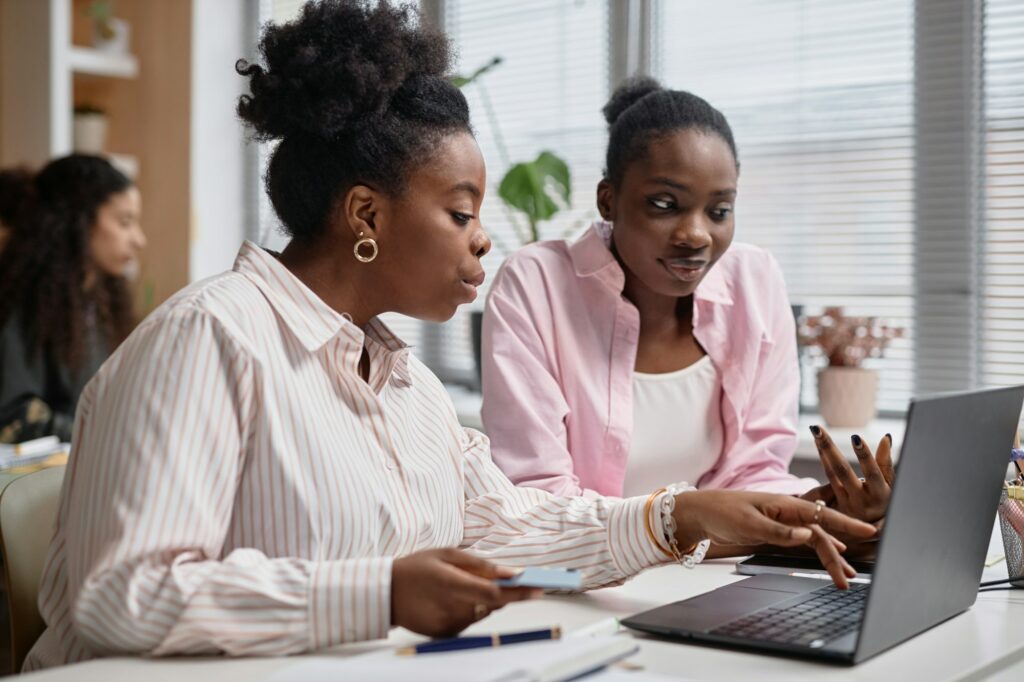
[451,56,503,89]
[498,151,571,242]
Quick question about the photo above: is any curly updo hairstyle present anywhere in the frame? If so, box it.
[0,155,135,371]
[236,0,472,241]
[602,76,738,188]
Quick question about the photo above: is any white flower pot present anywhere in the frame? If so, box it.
[72,112,108,153]
[817,367,879,428]
[93,17,130,54]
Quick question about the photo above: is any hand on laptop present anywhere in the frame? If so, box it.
[673,490,877,588]
[801,425,895,524]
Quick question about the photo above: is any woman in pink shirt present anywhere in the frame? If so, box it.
[482,78,892,522]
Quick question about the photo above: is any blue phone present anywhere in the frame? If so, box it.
[495,567,583,590]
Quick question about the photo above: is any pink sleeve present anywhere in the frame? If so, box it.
[480,268,600,499]
[699,255,818,495]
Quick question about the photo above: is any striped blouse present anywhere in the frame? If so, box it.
[24,242,667,670]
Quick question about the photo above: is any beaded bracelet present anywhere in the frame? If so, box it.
[659,484,710,569]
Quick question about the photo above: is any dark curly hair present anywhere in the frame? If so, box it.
[0,155,135,371]
[603,77,738,187]
[236,0,472,241]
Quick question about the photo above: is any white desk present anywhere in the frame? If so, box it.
[23,530,1024,681]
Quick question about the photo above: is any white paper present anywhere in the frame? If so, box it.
[586,672,697,682]
[268,635,637,682]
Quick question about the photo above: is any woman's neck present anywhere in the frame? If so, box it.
[278,237,377,328]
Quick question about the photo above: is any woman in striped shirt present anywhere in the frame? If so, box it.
[25,0,874,670]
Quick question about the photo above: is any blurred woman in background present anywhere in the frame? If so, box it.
[0,154,145,443]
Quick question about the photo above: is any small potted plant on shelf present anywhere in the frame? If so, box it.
[86,0,131,54]
[72,104,108,154]
[798,306,905,428]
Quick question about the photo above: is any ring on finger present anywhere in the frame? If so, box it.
[474,603,488,619]
[813,499,826,525]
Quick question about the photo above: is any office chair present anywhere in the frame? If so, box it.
[0,466,64,673]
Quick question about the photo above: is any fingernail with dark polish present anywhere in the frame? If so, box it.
[810,425,821,437]
[852,434,862,447]
[886,433,893,445]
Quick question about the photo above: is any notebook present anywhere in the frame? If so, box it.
[268,634,638,682]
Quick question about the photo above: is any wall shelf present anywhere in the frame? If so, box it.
[68,45,138,78]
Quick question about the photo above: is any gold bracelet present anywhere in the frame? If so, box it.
[643,487,674,558]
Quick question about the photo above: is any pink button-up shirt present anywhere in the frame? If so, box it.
[481,221,817,499]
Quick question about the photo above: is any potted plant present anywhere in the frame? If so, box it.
[453,58,577,387]
[86,0,131,54]
[72,104,108,154]
[798,307,904,428]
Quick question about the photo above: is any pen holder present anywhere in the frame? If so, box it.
[997,486,1024,588]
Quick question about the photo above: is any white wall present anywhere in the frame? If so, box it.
[189,0,256,282]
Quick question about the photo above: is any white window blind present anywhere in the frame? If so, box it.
[981,0,1024,388]
[652,0,915,412]
[436,0,609,384]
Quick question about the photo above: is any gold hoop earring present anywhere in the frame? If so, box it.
[353,232,378,263]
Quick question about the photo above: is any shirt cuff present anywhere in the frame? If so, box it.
[308,556,392,650]
[606,495,671,578]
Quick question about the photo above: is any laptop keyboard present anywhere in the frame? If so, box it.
[709,583,870,649]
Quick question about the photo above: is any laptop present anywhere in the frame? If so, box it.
[621,386,1024,665]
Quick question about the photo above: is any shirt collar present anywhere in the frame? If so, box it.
[233,241,412,386]
[568,221,733,306]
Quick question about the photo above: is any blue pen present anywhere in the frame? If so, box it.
[396,626,562,655]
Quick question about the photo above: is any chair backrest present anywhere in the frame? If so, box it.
[0,466,65,673]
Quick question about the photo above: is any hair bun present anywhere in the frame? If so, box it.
[237,0,452,141]
[389,73,468,125]
[602,76,663,126]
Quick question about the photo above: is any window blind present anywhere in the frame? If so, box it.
[652,0,916,413]
[437,0,610,384]
[981,0,1024,389]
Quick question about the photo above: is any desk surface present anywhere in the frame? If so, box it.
[23,530,1024,682]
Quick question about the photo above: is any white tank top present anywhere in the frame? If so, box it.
[622,355,724,498]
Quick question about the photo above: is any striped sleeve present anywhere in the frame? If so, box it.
[61,306,389,658]
[458,428,667,588]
